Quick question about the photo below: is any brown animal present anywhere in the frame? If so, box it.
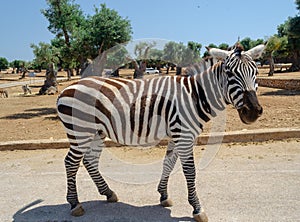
[22,84,32,95]
[0,89,8,98]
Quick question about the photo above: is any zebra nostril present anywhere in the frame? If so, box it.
[258,106,263,116]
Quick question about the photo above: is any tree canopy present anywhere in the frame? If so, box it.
[32,1,132,75]
[25,0,300,74]
[0,57,9,70]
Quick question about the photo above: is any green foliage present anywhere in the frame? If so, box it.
[148,48,164,60]
[276,14,300,69]
[162,41,181,64]
[277,18,290,38]
[30,42,60,69]
[272,36,288,59]
[106,45,129,69]
[218,43,229,50]
[161,41,202,67]
[36,1,132,71]
[0,57,9,70]
[287,16,300,35]
[207,43,218,48]
[296,0,300,11]
[89,4,132,55]
[250,39,264,48]
[265,36,284,54]
[42,0,84,41]
[134,41,157,60]
[27,0,300,72]
[240,37,252,51]
[187,41,202,54]
[10,60,25,69]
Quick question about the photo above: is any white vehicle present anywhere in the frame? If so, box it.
[145,68,159,74]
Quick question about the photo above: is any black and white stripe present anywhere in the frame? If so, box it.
[57,44,265,220]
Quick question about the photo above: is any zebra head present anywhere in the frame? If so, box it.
[209,44,265,124]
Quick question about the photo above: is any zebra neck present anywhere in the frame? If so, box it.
[191,63,227,118]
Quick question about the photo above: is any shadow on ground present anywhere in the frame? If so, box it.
[13,199,192,222]
[1,108,57,120]
[261,89,300,96]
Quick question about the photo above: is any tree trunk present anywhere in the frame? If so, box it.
[289,51,300,72]
[166,64,170,74]
[39,63,58,95]
[176,66,182,75]
[99,51,108,77]
[112,68,120,77]
[66,68,72,80]
[268,55,275,76]
[132,60,145,79]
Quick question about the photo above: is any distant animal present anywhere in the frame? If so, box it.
[57,44,265,222]
[22,84,31,95]
[0,89,8,98]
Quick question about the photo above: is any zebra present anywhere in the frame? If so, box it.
[56,44,265,222]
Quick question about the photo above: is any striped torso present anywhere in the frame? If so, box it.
[57,66,226,146]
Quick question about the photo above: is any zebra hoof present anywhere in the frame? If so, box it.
[107,191,119,203]
[160,199,173,207]
[193,209,208,222]
[71,203,85,217]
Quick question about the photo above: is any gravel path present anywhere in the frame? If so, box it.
[1,140,299,222]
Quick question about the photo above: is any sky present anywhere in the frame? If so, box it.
[0,0,298,61]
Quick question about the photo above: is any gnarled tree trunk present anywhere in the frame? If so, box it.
[268,55,275,76]
[133,60,146,79]
[289,51,300,72]
[39,63,58,95]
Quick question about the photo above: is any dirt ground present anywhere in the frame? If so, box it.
[1,140,300,222]
[0,70,299,142]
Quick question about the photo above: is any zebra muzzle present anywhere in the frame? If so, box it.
[238,90,263,124]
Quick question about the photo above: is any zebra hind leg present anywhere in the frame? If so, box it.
[82,131,119,203]
[64,147,85,216]
[157,141,178,207]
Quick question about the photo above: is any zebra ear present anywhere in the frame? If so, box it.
[208,47,230,60]
[245,44,265,59]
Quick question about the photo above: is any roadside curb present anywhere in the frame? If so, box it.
[0,128,299,151]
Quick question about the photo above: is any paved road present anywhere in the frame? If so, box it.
[1,140,299,222]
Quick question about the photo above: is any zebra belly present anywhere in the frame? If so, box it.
[98,105,169,146]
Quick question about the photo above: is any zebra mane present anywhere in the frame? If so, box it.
[233,43,244,57]
[185,57,220,77]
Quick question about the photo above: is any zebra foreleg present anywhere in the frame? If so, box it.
[157,141,178,207]
[82,132,118,203]
[177,147,208,222]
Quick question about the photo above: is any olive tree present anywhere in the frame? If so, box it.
[42,0,85,79]
[30,42,60,94]
[86,4,132,76]
[0,57,9,71]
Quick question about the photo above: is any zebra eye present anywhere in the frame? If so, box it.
[226,71,234,77]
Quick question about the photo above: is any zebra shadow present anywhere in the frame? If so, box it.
[13,199,192,222]
[1,108,57,120]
